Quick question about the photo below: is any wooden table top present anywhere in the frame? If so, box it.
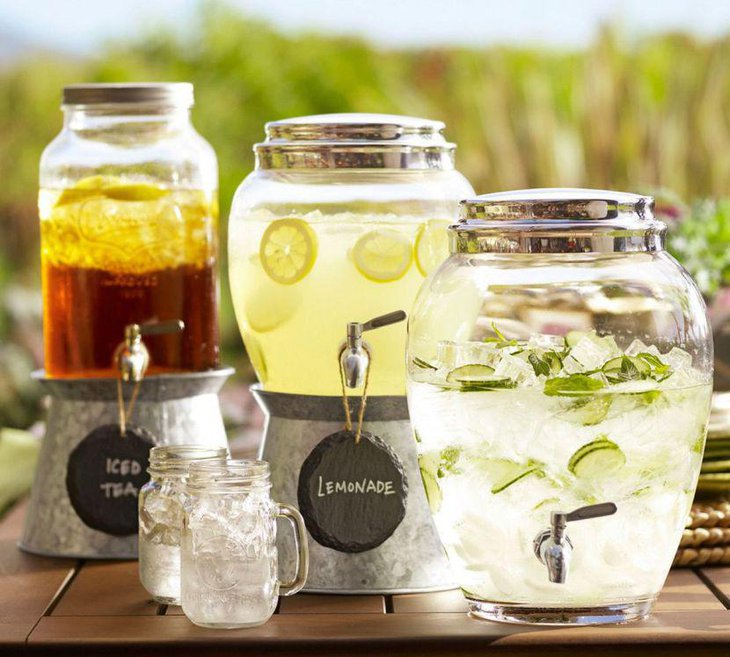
[2,500,730,656]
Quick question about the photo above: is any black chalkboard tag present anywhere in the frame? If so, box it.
[297,429,407,553]
[66,424,155,536]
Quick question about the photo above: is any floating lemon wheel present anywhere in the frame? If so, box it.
[54,175,170,207]
[414,219,451,276]
[259,218,318,285]
[352,228,412,282]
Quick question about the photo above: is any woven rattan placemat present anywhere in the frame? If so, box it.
[673,499,730,567]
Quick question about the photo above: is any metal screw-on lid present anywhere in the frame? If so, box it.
[461,188,653,222]
[452,188,664,254]
[255,113,455,170]
[62,83,194,107]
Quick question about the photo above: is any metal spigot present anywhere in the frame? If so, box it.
[533,502,617,584]
[340,311,407,388]
[113,320,185,382]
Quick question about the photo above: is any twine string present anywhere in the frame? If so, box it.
[338,344,372,445]
[116,377,142,437]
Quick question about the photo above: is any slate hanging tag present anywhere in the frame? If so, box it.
[297,429,407,553]
[66,424,155,536]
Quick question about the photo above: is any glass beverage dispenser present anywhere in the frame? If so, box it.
[229,113,474,592]
[407,189,713,624]
[22,84,230,559]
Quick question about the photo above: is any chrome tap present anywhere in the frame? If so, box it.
[340,310,407,388]
[113,320,185,382]
[533,502,617,584]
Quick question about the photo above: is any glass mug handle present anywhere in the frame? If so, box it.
[275,503,309,596]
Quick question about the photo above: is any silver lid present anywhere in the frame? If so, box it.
[255,113,455,170]
[452,188,665,254]
[62,83,194,107]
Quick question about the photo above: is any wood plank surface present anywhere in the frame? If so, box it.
[655,570,726,611]
[27,610,730,653]
[52,559,159,616]
[392,588,468,613]
[698,568,730,608]
[0,499,79,647]
[2,496,730,656]
[279,593,385,614]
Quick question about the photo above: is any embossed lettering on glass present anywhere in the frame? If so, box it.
[181,460,309,629]
[138,445,228,604]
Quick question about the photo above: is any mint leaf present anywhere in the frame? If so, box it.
[544,374,605,396]
[636,352,671,376]
[438,446,461,477]
[458,378,518,392]
[528,352,551,376]
[483,322,519,348]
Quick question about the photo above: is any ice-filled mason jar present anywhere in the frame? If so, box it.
[407,189,713,625]
[39,83,220,377]
[181,460,308,628]
[138,445,228,604]
[228,113,474,396]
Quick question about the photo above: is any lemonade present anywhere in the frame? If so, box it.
[408,330,712,610]
[229,208,452,395]
[39,176,219,377]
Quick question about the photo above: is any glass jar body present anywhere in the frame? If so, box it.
[138,445,227,605]
[180,486,279,628]
[39,104,220,377]
[407,247,713,622]
[138,474,186,604]
[228,168,474,396]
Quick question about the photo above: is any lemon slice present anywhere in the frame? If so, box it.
[414,219,451,276]
[352,228,412,282]
[259,218,318,285]
[54,175,168,207]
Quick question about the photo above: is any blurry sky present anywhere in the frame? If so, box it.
[1,0,729,54]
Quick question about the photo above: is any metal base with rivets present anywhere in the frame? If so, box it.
[252,385,454,594]
[19,369,233,559]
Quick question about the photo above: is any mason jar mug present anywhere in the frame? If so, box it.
[181,460,309,628]
[138,445,228,604]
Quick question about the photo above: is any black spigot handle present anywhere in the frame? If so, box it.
[362,310,407,332]
[566,502,617,523]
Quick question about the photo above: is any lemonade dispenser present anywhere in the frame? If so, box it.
[407,188,713,624]
[229,114,474,592]
[21,83,230,559]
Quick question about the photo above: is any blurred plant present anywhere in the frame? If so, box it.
[0,428,40,514]
[1,4,730,427]
[667,199,730,297]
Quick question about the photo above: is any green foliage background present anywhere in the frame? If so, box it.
[1,3,729,428]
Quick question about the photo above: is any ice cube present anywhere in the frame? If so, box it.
[564,334,616,372]
[494,354,536,385]
[663,347,693,372]
[625,339,661,358]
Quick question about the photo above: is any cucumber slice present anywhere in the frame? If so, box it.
[562,395,612,426]
[413,357,437,371]
[491,465,544,494]
[568,436,626,478]
[418,453,442,513]
[420,468,442,513]
[602,355,651,382]
[566,330,586,347]
[533,496,560,511]
[446,364,496,383]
